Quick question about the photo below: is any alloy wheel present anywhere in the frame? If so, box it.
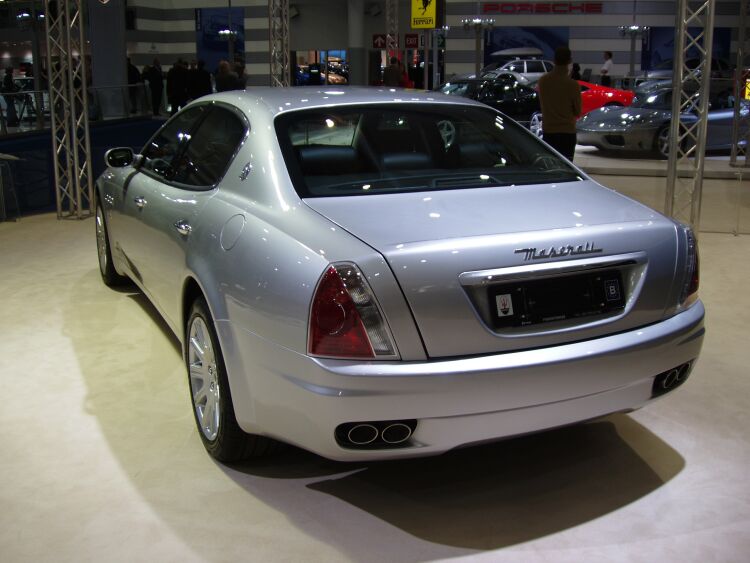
[657,126,670,158]
[188,316,221,441]
[95,205,108,275]
[530,113,543,138]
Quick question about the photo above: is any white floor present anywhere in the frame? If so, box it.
[1,212,749,563]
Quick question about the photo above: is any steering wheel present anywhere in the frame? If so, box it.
[437,120,457,149]
[530,154,562,170]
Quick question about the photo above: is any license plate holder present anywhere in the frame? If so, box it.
[489,269,626,329]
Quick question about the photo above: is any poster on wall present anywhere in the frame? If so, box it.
[195,8,245,74]
[641,27,731,71]
[484,27,569,67]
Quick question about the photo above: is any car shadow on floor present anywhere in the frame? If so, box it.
[227,413,684,550]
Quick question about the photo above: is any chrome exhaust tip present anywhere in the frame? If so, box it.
[335,419,417,450]
[652,361,694,398]
[347,424,378,445]
[381,423,412,444]
[661,369,680,390]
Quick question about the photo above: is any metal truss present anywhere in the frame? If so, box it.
[44,0,93,219]
[664,0,715,231]
[269,0,290,87]
[385,0,398,55]
[730,0,750,168]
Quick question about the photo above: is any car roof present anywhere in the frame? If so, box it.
[205,86,487,118]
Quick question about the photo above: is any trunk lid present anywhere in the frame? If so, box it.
[305,180,680,358]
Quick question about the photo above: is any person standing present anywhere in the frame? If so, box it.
[145,58,164,116]
[1,67,20,126]
[600,51,613,87]
[166,59,189,116]
[383,57,401,86]
[188,60,212,100]
[215,60,241,92]
[536,45,582,161]
[126,58,141,113]
[570,62,582,80]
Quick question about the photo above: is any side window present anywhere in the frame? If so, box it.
[141,106,206,178]
[543,61,554,72]
[526,61,545,73]
[173,106,247,187]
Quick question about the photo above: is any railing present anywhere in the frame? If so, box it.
[1,83,163,135]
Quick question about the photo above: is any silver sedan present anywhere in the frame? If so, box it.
[95,87,704,462]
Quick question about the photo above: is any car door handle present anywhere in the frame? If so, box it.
[174,220,192,236]
[134,196,147,208]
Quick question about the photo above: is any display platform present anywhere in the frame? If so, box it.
[576,147,750,235]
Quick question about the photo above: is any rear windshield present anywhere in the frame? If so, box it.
[275,104,581,198]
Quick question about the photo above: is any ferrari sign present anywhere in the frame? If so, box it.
[411,0,436,29]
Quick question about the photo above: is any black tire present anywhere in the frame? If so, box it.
[185,297,278,462]
[95,200,129,286]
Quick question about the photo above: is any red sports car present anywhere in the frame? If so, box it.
[530,81,634,138]
[579,81,634,115]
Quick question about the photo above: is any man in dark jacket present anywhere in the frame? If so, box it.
[537,45,582,161]
[145,58,164,116]
[215,60,241,92]
[188,60,212,100]
[166,59,189,116]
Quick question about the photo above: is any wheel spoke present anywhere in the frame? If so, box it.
[203,400,213,428]
[189,336,204,361]
[192,380,208,406]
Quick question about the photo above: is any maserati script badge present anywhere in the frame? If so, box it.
[514,242,603,261]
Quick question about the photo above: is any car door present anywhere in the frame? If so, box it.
[126,104,249,329]
[109,106,208,289]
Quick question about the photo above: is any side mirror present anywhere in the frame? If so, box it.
[105,147,134,168]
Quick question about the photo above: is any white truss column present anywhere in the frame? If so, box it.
[269,0,290,87]
[385,0,398,57]
[45,0,93,220]
[664,0,716,231]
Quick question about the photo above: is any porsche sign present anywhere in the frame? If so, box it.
[482,2,603,14]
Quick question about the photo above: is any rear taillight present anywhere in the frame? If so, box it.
[680,227,699,306]
[308,263,398,359]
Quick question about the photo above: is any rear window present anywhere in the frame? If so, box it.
[275,104,581,198]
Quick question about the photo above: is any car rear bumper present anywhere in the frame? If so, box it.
[218,301,704,461]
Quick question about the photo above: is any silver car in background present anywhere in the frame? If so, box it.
[95,87,704,463]
[577,87,748,157]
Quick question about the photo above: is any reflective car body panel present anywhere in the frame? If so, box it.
[97,87,704,461]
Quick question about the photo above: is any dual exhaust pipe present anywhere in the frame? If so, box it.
[652,361,693,397]
[335,419,417,449]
